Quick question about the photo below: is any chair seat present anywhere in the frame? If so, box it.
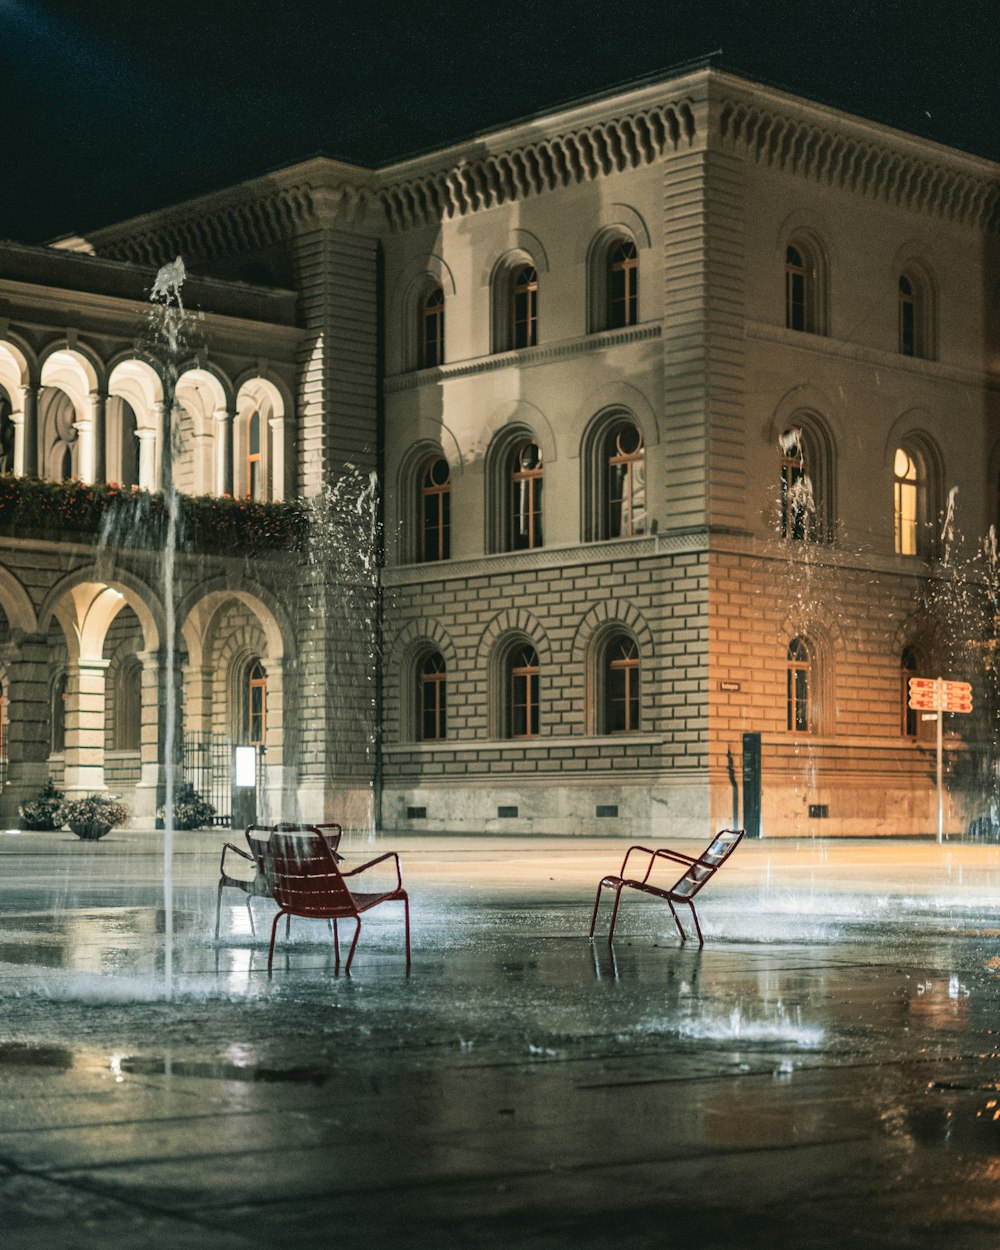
[590,830,745,946]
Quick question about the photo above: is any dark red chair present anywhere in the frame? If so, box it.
[266,829,410,975]
[215,822,343,939]
[589,828,745,946]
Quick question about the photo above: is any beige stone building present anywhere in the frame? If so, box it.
[1,66,998,835]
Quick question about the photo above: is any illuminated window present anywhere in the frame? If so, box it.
[603,634,640,734]
[786,638,811,732]
[510,440,543,550]
[419,652,446,741]
[421,456,451,561]
[608,240,638,329]
[245,660,266,746]
[508,643,539,738]
[894,447,920,555]
[421,287,445,368]
[511,265,538,349]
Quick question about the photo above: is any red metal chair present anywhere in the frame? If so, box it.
[589,828,745,946]
[215,822,343,939]
[266,829,410,975]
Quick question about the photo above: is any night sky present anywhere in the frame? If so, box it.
[1,0,997,246]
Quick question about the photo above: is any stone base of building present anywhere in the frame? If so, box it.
[381,778,713,838]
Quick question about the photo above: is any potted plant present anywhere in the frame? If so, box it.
[157,782,216,830]
[58,794,130,841]
[18,779,66,831]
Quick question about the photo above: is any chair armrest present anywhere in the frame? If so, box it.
[342,851,403,891]
[618,844,657,878]
[651,847,698,868]
[219,842,254,874]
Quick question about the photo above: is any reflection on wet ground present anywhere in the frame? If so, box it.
[2,832,1000,1248]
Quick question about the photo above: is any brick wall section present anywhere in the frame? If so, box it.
[382,539,710,785]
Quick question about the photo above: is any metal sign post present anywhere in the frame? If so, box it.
[907,677,973,843]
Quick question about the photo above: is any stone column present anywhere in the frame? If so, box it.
[89,390,108,483]
[73,414,95,484]
[136,428,158,492]
[0,634,52,823]
[213,407,234,496]
[16,384,39,477]
[131,648,161,820]
[268,415,285,501]
[62,658,109,797]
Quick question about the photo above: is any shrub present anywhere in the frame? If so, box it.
[18,779,66,831]
[58,794,130,841]
[157,782,217,830]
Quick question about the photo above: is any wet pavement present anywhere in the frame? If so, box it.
[2,828,1000,1248]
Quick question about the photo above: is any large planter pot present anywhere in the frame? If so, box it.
[70,822,113,841]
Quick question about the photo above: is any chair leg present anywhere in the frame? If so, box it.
[332,919,340,968]
[403,895,411,968]
[667,898,687,942]
[214,881,224,940]
[607,886,625,944]
[688,900,704,946]
[246,898,256,936]
[286,913,291,939]
[267,910,284,974]
[343,918,362,975]
[588,882,606,938]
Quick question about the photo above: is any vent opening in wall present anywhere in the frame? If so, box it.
[497,805,518,818]
[596,805,619,818]
[407,806,427,819]
[808,804,829,819]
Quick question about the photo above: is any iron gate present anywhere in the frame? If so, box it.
[182,734,264,827]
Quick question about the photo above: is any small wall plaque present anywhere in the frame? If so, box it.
[719,680,741,692]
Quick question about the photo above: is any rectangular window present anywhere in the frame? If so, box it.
[511,670,539,737]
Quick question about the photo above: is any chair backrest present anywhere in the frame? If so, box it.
[669,828,745,899]
[269,830,358,918]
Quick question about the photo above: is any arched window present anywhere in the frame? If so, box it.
[511,265,538,349]
[420,287,445,368]
[898,275,916,356]
[246,410,262,500]
[786,638,811,732]
[784,240,824,334]
[243,660,267,746]
[605,423,645,538]
[778,425,833,542]
[419,652,447,741]
[608,240,639,329]
[894,446,926,556]
[50,672,67,754]
[510,439,543,550]
[113,658,142,752]
[508,643,540,738]
[602,633,640,734]
[420,456,451,561]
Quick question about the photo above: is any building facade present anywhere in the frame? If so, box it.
[1,66,998,835]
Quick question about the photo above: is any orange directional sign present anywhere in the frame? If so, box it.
[908,677,972,713]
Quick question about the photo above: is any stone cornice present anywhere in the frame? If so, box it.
[86,159,382,266]
[383,530,709,587]
[81,67,1000,266]
[713,74,1000,234]
[385,323,662,392]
